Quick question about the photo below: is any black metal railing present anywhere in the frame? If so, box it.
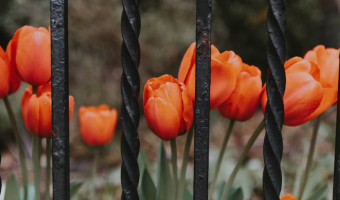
[263,0,286,200]
[51,0,70,199]
[193,0,212,199]
[120,0,141,199]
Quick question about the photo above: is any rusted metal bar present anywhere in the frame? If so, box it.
[120,0,141,199]
[263,0,287,199]
[50,0,70,199]
[194,0,212,199]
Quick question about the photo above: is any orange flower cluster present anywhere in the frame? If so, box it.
[143,43,339,140]
[143,42,262,140]
[0,25,119,145]
[262,45,339,126]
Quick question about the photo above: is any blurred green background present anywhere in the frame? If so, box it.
[0,0,339,199]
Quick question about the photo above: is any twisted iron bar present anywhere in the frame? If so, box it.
[120,0,141,199]
[263,0,287,199]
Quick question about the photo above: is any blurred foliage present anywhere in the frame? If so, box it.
[0,0,339,199]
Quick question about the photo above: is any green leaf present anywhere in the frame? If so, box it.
[25,183,36,200]
[182,189,193,200]
[305,184,328,200]
[140,169,156,200]
[70,181,83,198]
[138,148,150,177]
[217,182,226,200]
[5,173,20,200]
[226,187,243,200]
[302,157,330,200]
[156,141,173,200]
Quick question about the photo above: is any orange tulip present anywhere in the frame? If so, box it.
[21,82,75,137]
[7,25,51,86]
[79,105,118,146]
[0,46,21,98]
[280,194,298,200]
[0,46,10,99]
[178,42,241,110]
[218,63,262,121]
[143,75,194,140]
[261,57,337,126]
[304,45,339,91]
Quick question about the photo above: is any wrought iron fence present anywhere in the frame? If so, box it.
[1,0,339,199]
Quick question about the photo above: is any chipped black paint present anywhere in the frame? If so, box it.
[333,54,340,199]
[51,0,70,199]
[263,0,286,199]
[120,0,141,199]
[194,0,211,199]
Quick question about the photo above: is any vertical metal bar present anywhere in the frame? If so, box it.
[120,0,141,199]
[194,0,211,199]
[263,0,287,200]
[333,54,340,199]
[50,0,69,199]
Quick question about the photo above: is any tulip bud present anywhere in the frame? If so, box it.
[218,63,262,121]
[261,57,337,126]
[143,75,194,140]
[280,194,298,200]
[21,82,74,137]
[7,25,51,86]
[79,105,118,146]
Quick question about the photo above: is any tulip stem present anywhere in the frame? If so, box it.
[170,139,178,198]
[45,138,51,200]
[33,135,42,200]
[220,119,265,200]
[177,127,194,200]
[208,119,235,200]
[292,123,310,197]
[3,96,29,200]
[91,148,99,199]
[298,115,321,200]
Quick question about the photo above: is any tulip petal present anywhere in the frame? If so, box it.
[261,72,324,126]
[242,63,261,77]
[144,97,180,140]
[16,30,51,86]
[218,72,262,121]
[181,85,194,133]
[214,51,243,75]
[154,82,185,132]
[283,72,323,126]
[303,87,337,123]
[26,95,40,135]
[69,96,75,123]
[21,87,32,127]
[79,111,102,146]
[178,42,220,83]
[210,59,237,110]
[305,45,339,90]
[284,57,304,70]
[0,47,10,98]
[178,43,196,83]
[38,93,52,137]
[99,109,118,144]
